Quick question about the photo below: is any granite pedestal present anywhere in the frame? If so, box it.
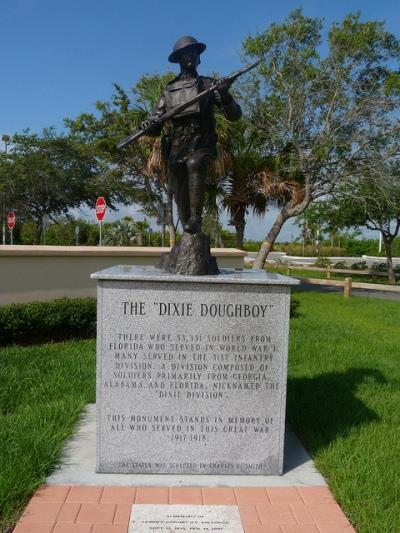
[91,266,298,476]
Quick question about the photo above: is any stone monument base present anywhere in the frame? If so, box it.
[91,266,298,475]
[159,232,219,275]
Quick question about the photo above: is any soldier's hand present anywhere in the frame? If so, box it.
[213,89,232,105]
[214,78,233,105]
[141,119,155,131]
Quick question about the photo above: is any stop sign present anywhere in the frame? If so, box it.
[7,211,16,230]
[95,197,107,222]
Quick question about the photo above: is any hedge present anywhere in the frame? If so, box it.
[0,298,96,347]
[0,296,300,347]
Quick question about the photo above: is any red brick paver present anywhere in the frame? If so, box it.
[267,487,303,504]
[34,485,71,503]
[20,501,63,522]
[203,487,237,505]
[281,525,320,533]
[53,525,92,533]
[101,486,136,504]
[56,502,81,523]
[14,523,55,533]
[76,502,116,524]
[298,486,335,504]
[12,485,356,532]
[239,504,262,525]
[235,487,270,504]
[135,486,169,503]
[67,486,103,503]
[244,525,282,533]
[113,503,133,524]
[169,486,203,504]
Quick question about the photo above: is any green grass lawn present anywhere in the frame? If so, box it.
[288,290,400,532]
[0,293,399,532]
[0,340,95,531]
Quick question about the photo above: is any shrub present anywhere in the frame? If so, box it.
[314,257,332,268]
[334,261,346,269]
[341,236,400,257]
[290,298,300,318]
[274,243,346,257]
[243,240,263,252]
[370,262,387,273]
[0,298,96,347]
[350,261,367,270]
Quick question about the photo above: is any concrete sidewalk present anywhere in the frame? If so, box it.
[13,406,356,532]
[47,405,326,488]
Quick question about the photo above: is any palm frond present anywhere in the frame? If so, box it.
[142,137,168,181]
[211,141,233,178]
[254,169,305,205]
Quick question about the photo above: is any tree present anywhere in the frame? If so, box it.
[103,216,149,246]
[65,74,179,244]
[295,200,352,248]
[66,73,244,247]
[242,10,400,268]
[3,129,102,243]
[312,152,400,283]
[219,118,267,249]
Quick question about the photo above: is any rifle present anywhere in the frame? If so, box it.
[117,59,260,150]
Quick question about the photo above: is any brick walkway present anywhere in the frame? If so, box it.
[13,485,355,532]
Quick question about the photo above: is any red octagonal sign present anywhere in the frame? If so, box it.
[95,197,106,222]
[7,211,16,230]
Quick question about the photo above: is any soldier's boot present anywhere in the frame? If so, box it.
[184,171,204,234]
[184,211,202,234]
[168,164,191,230]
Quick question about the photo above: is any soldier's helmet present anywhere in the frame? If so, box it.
[168,36,206,63]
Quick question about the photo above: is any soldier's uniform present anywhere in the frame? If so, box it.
[147,36,242,233]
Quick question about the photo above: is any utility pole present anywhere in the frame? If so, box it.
[1,135,10,245]
[1,196,5,245]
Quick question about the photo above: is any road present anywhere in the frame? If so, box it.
[297,282,400,301]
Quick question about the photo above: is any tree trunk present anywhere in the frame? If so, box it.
[382,236,396,283]
[232,204,246,249]
[168,223,175,247]
[253,210,289,269]
[235,224,245,249]
[253,174,312,270]
[33,219,43,245]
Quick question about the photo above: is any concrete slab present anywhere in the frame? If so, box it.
[129,504,244,533]
[94,266,297,476]
[47,405,326,487]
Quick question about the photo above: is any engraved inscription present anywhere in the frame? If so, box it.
[97,281,290,475]
[129,504,245,533]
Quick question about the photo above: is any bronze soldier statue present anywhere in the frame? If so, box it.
[117,37,259,274]
[144,36,242,235]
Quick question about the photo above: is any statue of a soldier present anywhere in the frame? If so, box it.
[145,36,242,238]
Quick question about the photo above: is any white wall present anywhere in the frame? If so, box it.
[0,246,245,305]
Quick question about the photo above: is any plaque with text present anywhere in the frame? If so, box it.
[93,266,298,475]
[129,504,244,533]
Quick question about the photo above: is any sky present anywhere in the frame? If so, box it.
[1,0,399,240]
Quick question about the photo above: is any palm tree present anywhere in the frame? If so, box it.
[103,217,148,246]
[218,119,269,249]
[126,74,178,245]
[220,123,306,253]
[252,144,306,267]
[66,75,178,244]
